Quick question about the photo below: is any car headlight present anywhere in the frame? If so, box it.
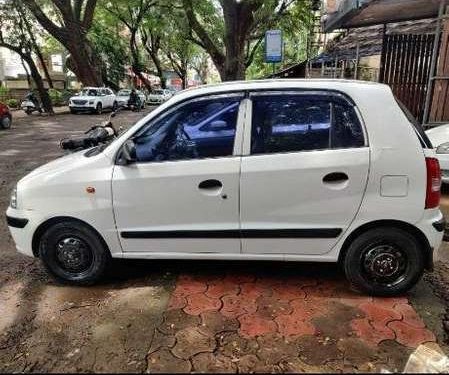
[437,142,449,154]
[10,187,17,209]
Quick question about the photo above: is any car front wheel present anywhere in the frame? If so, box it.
[39,221,110,285]
[96,103,103,115]
[0,115,11,129]
[343,227,425,296]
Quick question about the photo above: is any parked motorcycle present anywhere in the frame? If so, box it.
[60,110,121,153]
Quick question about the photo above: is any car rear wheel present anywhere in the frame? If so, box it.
[96,103,103,115]
[39,221,110,285]
[343,227,425,296]
[0,115,11,129]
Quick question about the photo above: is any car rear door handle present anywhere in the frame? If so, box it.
[199,179,223,190]
[323,172,349,184]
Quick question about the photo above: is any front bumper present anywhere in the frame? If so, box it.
[6,215,29,228]
[6,207,42,257]
[69,104,96,112]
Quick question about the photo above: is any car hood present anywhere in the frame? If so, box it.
[18,149,111,190]
[426,124,449,147]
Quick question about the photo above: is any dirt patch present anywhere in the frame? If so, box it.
[0,110,176,373]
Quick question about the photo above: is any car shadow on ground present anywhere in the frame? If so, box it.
[103,258,346,287]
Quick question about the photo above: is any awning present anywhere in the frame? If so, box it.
[324,0,449,32]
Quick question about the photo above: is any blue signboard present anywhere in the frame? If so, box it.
[265,30,283,63]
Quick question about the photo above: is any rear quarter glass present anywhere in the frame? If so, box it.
[396,99,433,148]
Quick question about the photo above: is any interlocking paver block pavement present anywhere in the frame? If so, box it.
[147,271,439,373]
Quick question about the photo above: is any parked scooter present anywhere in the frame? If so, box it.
[60,110,122,153]
[21,92,43,115]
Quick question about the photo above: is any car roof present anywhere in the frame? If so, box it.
[172,79,390,102]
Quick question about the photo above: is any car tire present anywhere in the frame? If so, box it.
[112,101,118,111]
[39,221,111,285]
[96,102,103,115]
[343,227,424,296]
[0,115,11,129]
[69,108,77,114]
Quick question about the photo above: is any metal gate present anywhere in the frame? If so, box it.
[379,33,435,123]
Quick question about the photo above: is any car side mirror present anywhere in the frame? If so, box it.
[209,120,228,131]
[119,139,136,165]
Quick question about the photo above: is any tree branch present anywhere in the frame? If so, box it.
[182,0,224,66]
[22,0,63,38]
[82,0,97,28]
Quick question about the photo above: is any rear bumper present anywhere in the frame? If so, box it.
[415,209,445,267]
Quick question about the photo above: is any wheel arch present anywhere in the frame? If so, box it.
[338,220,433,270]
[32,216,110,258]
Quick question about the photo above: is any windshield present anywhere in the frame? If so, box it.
[117,90,131,96]
[80,89,99,97]
[152,90,164,95]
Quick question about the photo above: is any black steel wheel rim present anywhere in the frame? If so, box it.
[361,243,408,287]
[55,236,94,274]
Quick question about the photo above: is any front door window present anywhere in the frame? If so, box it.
[134,97,241,162]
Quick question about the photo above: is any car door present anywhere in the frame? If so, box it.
[112,93,246,254]
[240,91,370,256]
[106,88,115,108]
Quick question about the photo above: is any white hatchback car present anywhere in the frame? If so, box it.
[6,80,445,295]
[426,124,449,183]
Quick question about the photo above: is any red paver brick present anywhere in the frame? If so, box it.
[221,294,257,318]
[372,297,408,309]
[358,302,402,325]
[351,318,395,347]
[223,274,256,284]
[272,284,306,301]
[174,277,208,297]
[388,321,436,348]
[239,282,268,300]
[184,293,221,315]
[238,313,278,338]
[291,298,328,317]
[275,312,316,337]
[167,293,187,310]
[205,279,239,299]
[394,303,426,329]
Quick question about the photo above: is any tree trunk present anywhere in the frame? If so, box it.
[21,11,54,88]
[65,36,103,87]
[151,55,166,89]
[35,45,53,88]
[23,53,53,114]
[20,57,32,87]
[130,29,152,91]
[23,0,103,87]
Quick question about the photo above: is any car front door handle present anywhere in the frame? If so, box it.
[198,179,223,190]
[323,172,349,184]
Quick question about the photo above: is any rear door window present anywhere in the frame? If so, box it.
[250,93,365,155]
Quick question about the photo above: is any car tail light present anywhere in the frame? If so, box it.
[425,157,441,209]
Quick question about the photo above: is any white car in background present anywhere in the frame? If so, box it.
[116,89,146,109]
[69,87,117,114]
[426,124,449,183]
[147,89,173,105]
